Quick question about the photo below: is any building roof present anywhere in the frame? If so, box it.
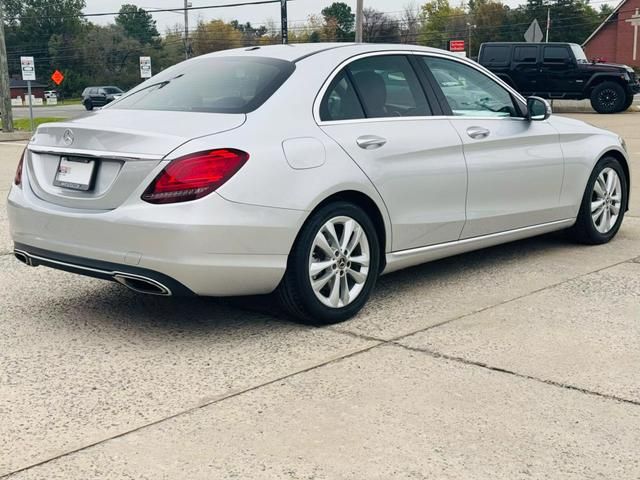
[583,0,628,46]
[10,78,46,88]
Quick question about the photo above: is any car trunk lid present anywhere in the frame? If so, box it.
[27,110,246,210]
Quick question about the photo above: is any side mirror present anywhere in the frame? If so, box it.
[527,96,552,121]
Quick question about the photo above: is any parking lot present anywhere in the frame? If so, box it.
[1,112,639,479]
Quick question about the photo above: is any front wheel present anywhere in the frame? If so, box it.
[590,82,626,114]
[570,156,627,244]
[277,202,380,325]
[83,99,94,111]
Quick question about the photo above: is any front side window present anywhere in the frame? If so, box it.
[422,57,520,118]
[111,56,295,114]
[543,46,571,63]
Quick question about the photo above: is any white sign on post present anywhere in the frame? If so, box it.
[139,56,152,78]
[20,56,36,81]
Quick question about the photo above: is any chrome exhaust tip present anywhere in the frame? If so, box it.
[14,250,32,266]
[113,274,172,296]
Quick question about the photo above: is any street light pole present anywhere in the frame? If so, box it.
[355,0,363,43]
[281,0,288,44]
[0,0,14,132]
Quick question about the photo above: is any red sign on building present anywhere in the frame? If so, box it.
[51,70,64,86]
[449,40,465,52]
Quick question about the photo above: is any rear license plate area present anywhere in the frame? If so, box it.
[54,156,97,191]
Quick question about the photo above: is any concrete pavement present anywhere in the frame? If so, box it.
[0,113,639,479]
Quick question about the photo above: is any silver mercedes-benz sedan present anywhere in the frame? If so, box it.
[8,43,631,324]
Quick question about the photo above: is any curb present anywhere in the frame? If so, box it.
[0,131,32,142]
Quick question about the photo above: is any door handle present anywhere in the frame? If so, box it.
[356,135,387,150]
[466,126,490,139]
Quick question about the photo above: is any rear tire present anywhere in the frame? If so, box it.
[83,99,93,111]
[590,82,626,114]
[277,201,380,325]
[570,156,627,244]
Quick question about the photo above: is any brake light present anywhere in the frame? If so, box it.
[14,148,26,187]
[142,149,249,204]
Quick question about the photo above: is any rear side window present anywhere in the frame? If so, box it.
[481,45,511,66]
[112,56,295,114]
[543,46,571,63]
[514,46,538,63]
[320,71,365,121]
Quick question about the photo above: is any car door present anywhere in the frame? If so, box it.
[317,53,468,251]
[511,45,541,95]
[418,55,565,239]
[540,45,581,95]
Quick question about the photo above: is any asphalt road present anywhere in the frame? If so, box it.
[1,113,639,479]
[11,104,85,120]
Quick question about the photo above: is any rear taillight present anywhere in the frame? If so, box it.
[14,148,26,187]
[142,149,249,204]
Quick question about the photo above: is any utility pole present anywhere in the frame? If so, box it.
[355,0,363,43]
[466,22,476,58]
[0,0,14,132]
[545,8,550,42]
[183,0,190,60]
[280,0,288,44]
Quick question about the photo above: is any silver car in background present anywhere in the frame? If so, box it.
[8,43,630,324]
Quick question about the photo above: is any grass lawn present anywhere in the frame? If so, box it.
[1,117,64,131]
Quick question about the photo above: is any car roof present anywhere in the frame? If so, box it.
[202,43,461,63]
[481,42,578,46]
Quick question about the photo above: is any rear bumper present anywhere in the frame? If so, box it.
[14,244,195,296]
[7,178,306,296]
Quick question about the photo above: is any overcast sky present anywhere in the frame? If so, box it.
[87,0,528,33]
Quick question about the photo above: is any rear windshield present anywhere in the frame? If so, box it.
[110,56,295,114]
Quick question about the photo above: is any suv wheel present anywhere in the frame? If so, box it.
[570,156,627,244]
[622,93,635,111]
[277,201,380,325]
[83,99,93,111]
[590,82,626,114]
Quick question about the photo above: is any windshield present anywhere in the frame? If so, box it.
[570,44,588,64]
[111,56,295,114]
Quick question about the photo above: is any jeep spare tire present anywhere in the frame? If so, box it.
[590,82,627,114]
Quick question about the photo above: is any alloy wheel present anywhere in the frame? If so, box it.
[591,167,622,234]
[598,89,618,110]
[308,216,370,308]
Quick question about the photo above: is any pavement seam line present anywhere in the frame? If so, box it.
[330,254,640,345]
[392,342,640,407]
[2,244,639,475]
[0,341,383,479]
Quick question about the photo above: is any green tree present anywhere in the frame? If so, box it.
[191,19,243,55]
[362,8,400,43]
[419,0,467,50]
[115,4,159,45]
[321,2,355,41]
[5,0,86,78]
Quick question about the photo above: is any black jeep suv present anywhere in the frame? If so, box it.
[478,42,639,114]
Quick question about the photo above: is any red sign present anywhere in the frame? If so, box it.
[51,70,64,85]
[449,40,465,52]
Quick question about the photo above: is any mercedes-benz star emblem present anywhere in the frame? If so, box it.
[62,129,74,146]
